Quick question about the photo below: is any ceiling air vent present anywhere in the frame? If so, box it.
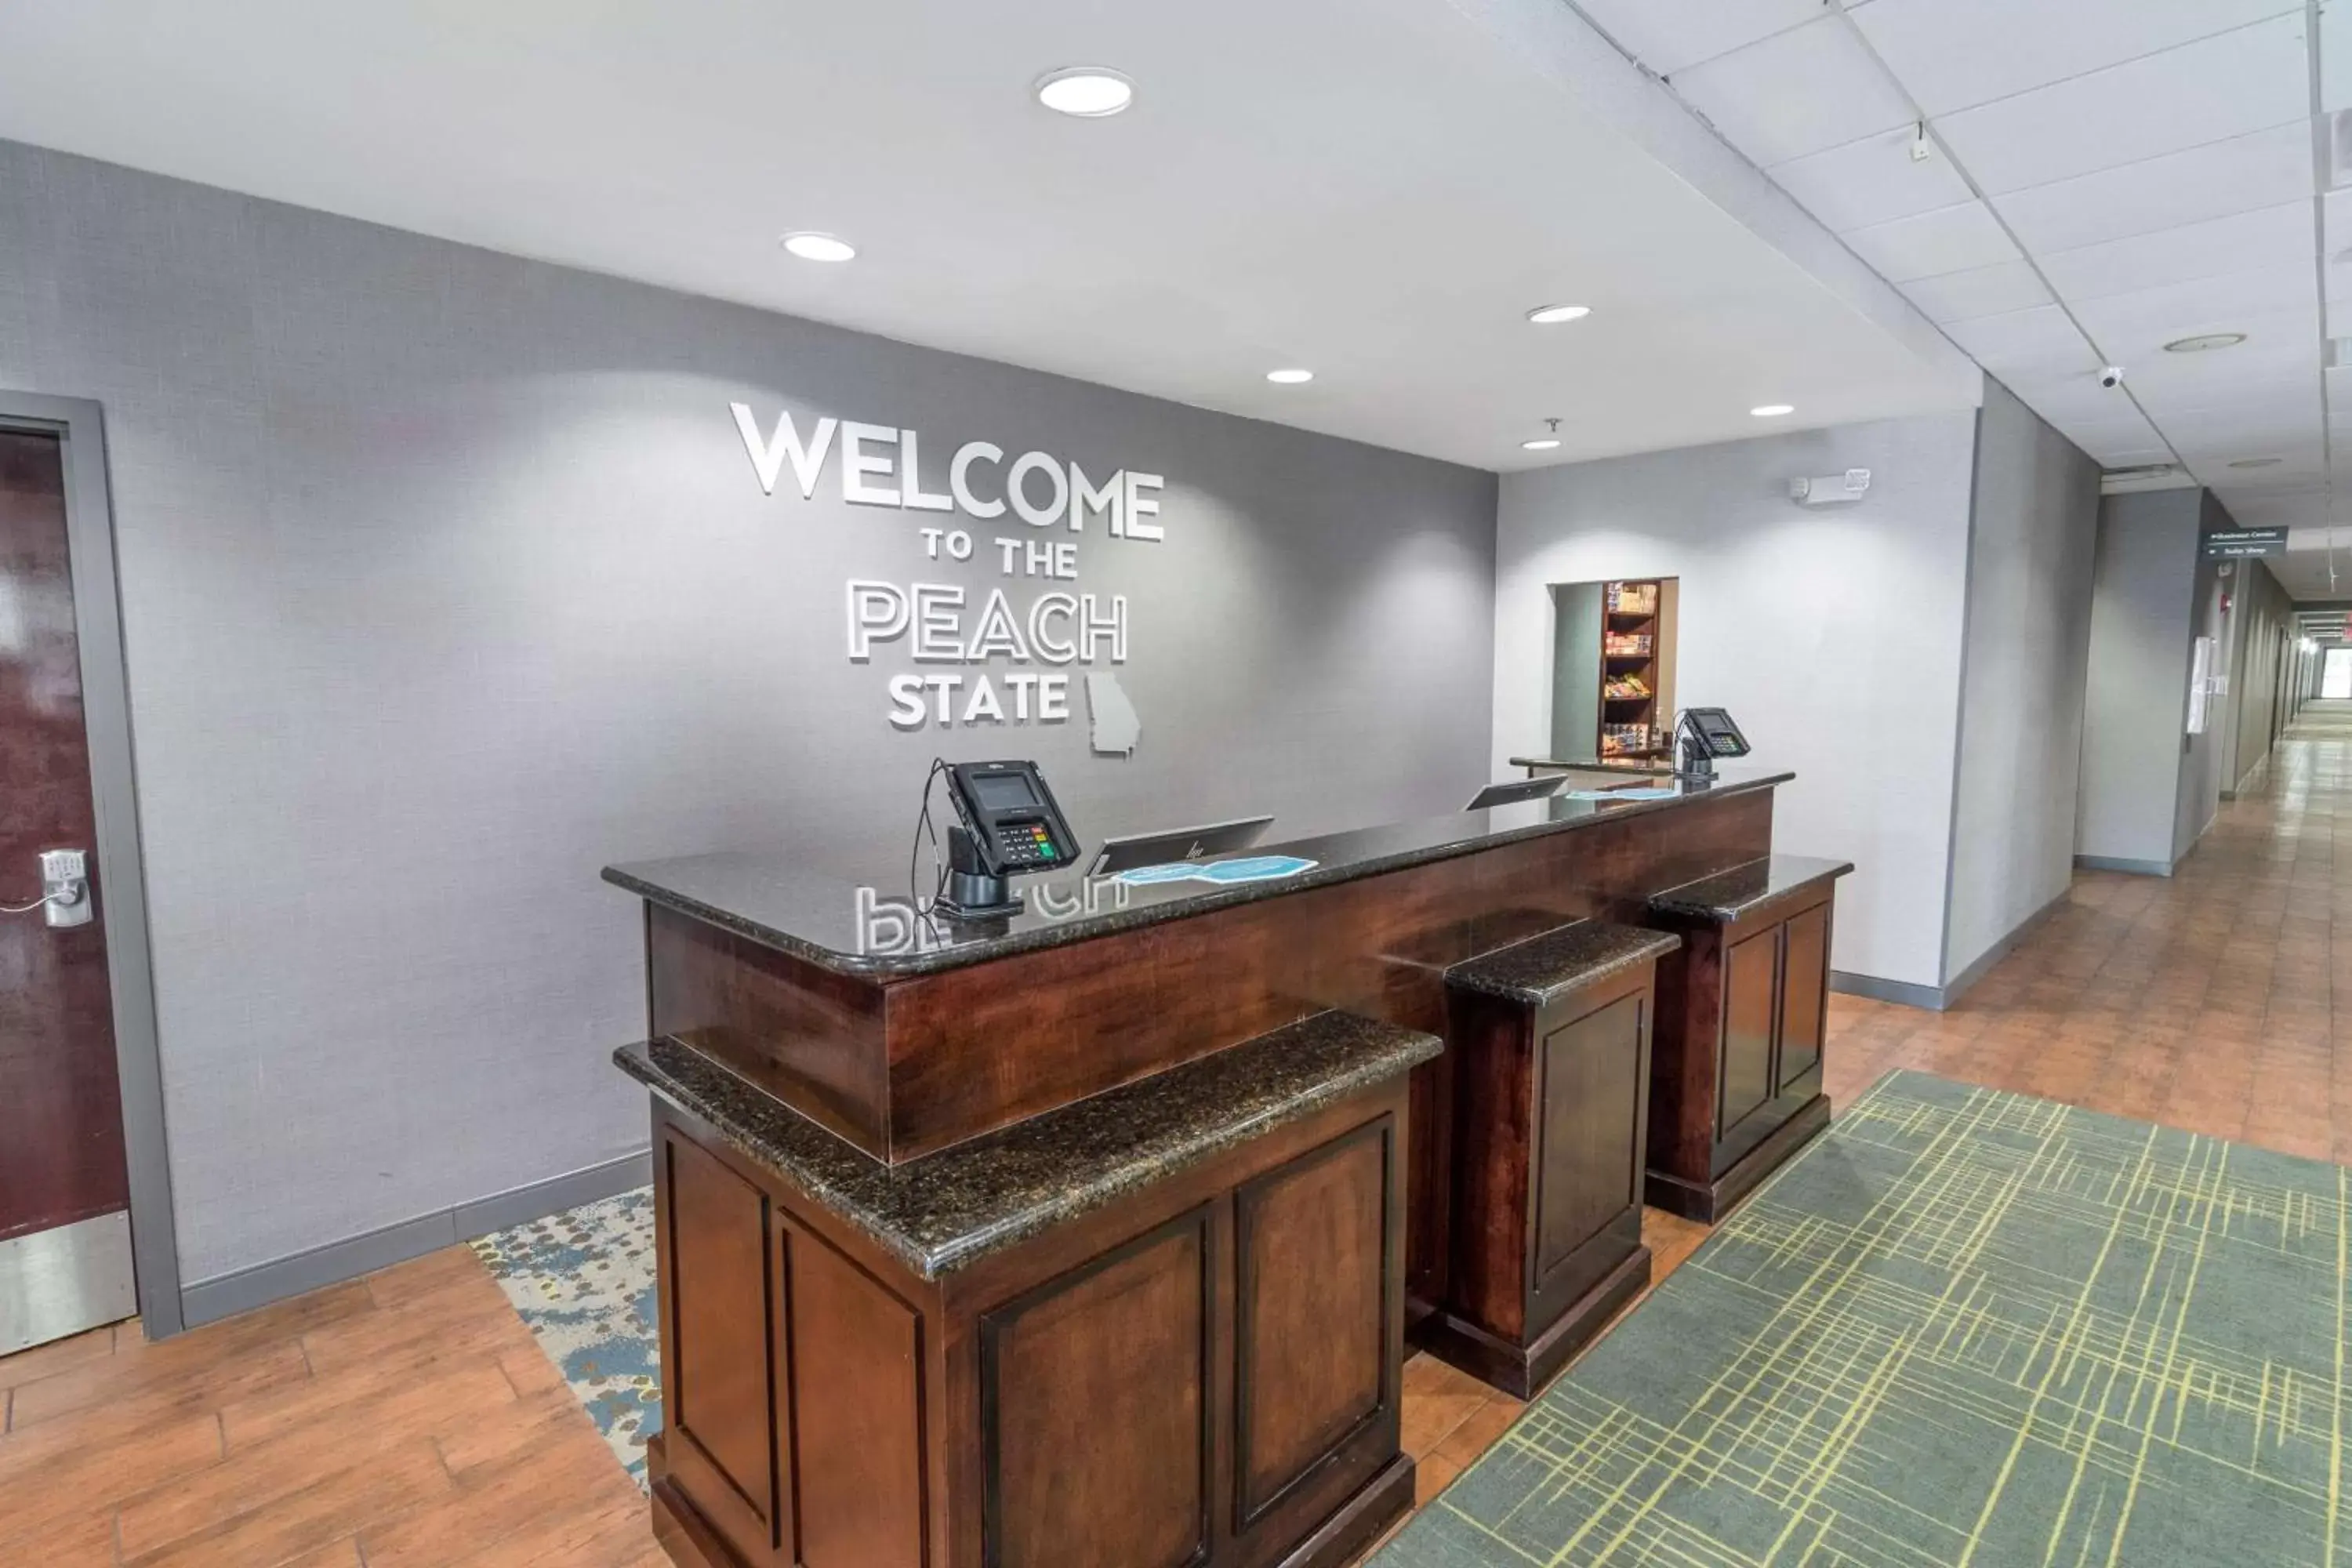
[2100,463,2192,495]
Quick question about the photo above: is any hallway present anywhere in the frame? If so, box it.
[1823,700,2352,1163]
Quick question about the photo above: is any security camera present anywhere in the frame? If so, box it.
[2098,365,2125,390]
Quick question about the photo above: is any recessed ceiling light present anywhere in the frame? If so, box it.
[1751,404,1795,418]
[1266,368,1313,384]
[2228,457,2284,468]
[1523,438,1562,451]
[1035,67,1134,117]
[2164,332,2246,354]
[781,232,855,263]
[1526,304,1592,325]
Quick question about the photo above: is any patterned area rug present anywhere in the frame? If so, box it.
[470,1187,661,1488]
[1373,1069,2352,1567]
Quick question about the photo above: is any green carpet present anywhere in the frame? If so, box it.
[1373,1070,2351,1567]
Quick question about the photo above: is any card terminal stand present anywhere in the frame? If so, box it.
[937,760,1082,920]
[1673,707,1751,782]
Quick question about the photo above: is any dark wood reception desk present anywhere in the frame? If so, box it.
[606,764,1827,1566]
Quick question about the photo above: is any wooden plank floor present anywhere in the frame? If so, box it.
[0,1247,662,1566]
[11,708,2350,1564]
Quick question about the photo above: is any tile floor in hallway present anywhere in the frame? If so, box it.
[7,703,2348,1565]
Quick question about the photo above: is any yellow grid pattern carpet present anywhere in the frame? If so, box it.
[1371,1069,2350,1566]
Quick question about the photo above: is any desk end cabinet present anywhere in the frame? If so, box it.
[1644,857,1849,1223]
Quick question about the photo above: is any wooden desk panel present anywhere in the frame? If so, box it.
[645,1080,1414,1568]
[644,788,1773,1166]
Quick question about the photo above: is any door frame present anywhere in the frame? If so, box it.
[0,390,182,1337]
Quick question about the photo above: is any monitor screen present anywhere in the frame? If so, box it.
[1090,815,1275,875]
[1465,776,1566,811]
[972,771,1041,812]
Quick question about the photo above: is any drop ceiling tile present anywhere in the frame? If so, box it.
[1933,14,2310,194]
[2199,458,2330,488]
[1851,0,2299,117]
[2039,200,2314,302]
[2149,425,2321,464]
[2147,372,2325,441]
[1671,18,1915,167]
[2069,266,2318,359]
[2057,412,2165,448]
[2194,438,2327,465]
[1572,0,1828,76]
[2005,372,2151,429]
[2173,445,2325,472]
[2158,410,2325,459]
[1942,304,2102,377]
[2135,366,2322,432]
[1901,259,2053,322]
[2129,334,2320,390]
[2051,415,2170,462]
[1767,125,1973,233]
[2325,5,2352,110]
[2322,187,2352,278]
[1844,200,2022,284]
[1990,122,2314,256]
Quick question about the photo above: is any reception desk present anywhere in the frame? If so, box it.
[606,765,1823,1566]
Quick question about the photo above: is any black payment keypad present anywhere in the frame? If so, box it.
[995,822,1059,866]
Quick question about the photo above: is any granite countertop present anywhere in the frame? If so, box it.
[604,764,1792,981]
[1651,854,1853,923]
[615,1010,1441,1279]
[1447,920,1683,1007]
[1504,757,1679,774]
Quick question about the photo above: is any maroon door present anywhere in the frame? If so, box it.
[0,430,130,1273]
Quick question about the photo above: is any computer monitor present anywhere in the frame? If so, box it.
[1088,815,1275,876]
[1465,775,1566,811]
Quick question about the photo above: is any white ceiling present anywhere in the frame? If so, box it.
[1576,0,2352,593]
[2274,539,2352,599]
[0,0,1985,473]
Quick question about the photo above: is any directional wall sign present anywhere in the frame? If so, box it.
[2202,528,2287,559]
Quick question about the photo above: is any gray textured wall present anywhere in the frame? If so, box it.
[0,140,1497,1285]
[1943,380,2100,982]
[1493,409,1980,989]
[2076,489,2200,869]
[2223,557,2293,795]
[2171,493,2243,862]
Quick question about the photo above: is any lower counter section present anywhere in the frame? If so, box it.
[640,1055,1420,1568]
[1646,856,1849,1223]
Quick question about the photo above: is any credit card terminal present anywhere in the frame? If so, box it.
[944,760,1081,877]
[1682,708,1750,758]
[1674,707,1751,782]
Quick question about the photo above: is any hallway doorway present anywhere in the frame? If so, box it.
[0,392,176,1346]
[0,430,134,1354]
[2322,646,2352,699]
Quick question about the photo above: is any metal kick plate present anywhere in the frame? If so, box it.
[0,1209,136,1355]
